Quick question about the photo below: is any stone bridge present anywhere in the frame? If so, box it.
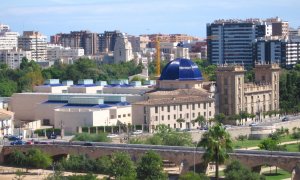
[1,143,300,179]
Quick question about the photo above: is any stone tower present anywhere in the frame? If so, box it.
[113,34,133,63]
[253,63,280,110]
[216,65,245,115]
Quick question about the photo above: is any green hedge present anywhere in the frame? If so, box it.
[34,128,61,136]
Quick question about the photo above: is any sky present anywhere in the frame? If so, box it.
[1,0,299,38]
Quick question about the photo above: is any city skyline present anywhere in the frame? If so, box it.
[1,0,300,38]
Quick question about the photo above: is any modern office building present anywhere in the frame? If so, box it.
[253,37,300,68]
[0,47,31,69]
[18,31,47,61]
[207,18,288,66]
[99,30,122,53]
[51,31,99,55]
[216,63,280,122]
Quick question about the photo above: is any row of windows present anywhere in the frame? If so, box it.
[154,111,212,121]
[115,113,131,119]
[154,103,212,113]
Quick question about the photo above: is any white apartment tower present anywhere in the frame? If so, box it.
[18,31,47,61]
[0,23,19,50]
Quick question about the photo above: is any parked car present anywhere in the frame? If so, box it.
[10,140,26,146]
[132,130,143,135]
[282,116,289,122]
[26,140,34,145]
[47,133,57,139]
[249,122,258,126]
[107,134,119,138]
[8,136,22,141]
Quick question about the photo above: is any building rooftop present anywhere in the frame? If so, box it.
[133,96,213,106]
[0,109,13,121]
[147,88,210,97]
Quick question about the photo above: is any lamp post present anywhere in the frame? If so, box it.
[60,120,64,140]
[193,141,199,174]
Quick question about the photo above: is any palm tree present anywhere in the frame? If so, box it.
[198,124,233,180]
[192,115,206,127]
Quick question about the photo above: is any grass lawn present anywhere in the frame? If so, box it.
[263,169,291,180]
[233,135,295,149]
[284,143,300,152]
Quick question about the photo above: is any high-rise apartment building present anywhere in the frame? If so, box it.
[127,35,150,52]
[51,31,99,55]
[254,37,300,68]
[207,18,288,66]
[18,31,47,61]
[99,30,122,53]
[47,44,84,63]
[0,23,19,50]
[0,48,31,69]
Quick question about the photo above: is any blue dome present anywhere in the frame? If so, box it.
[159,58,203,81]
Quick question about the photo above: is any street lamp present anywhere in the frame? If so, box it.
[193,141,199,174]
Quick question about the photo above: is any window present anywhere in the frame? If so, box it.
[198,112,200,116]
[204,112,206,117]
[174,114,176,119]
[186,104,189,108]
[110,115,114,119]
[168,115,170,120]
[173,106,176,110]
[198,103,200,108]
[180,114,182,118]
[123,114,126,117]
[174,124,176,128]
[155,116,158,121]
[180,105,182,111]
[155,106,158,113]
[167,106,170,112]
[161,106,164,111]
[186,113,189,118]
[162,116,164,121]
[128,114,131,117]
[204,103,206,109]
[43,119,50,126]
[192,113,195,118]
[144,107,146,114]
[192,104,195,110]
[209,111,211,116]
[118,115,121,118]
[209,102,211,107]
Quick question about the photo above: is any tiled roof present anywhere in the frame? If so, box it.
[133,96,214,106]
[146,88,210,97]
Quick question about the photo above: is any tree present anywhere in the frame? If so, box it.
[136,150,167,180]
[6,150,27,167]
[0,80,17,96]
[27,148,52,169]
[179,171,209,180]
[95,156,111,174]
[198,124,233,180]
[108,152,136,180]
[224,160,265,180]
[192,115,206,127]
[214,113,226,124]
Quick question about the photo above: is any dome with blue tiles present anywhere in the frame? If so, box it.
[159,58,203,81]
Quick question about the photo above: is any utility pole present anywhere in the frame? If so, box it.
[60,120,64,140]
